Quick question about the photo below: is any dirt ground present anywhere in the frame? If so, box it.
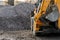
[0,30,60,40]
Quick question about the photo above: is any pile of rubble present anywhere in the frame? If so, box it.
[0,3,35,31]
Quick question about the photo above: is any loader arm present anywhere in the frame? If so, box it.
[33,0,51,32]
[34,0,51,21]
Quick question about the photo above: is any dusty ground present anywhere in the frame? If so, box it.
[0,30,60,40]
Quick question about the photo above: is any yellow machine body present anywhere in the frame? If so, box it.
[32,0,60,35]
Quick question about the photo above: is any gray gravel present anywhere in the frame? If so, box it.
[0,3,35,31]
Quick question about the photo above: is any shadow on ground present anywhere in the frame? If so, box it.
[36,33,60,37]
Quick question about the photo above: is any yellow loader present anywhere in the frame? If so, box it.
[31,0,60,35]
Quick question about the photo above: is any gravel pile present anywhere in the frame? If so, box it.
[0,3,35,31]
